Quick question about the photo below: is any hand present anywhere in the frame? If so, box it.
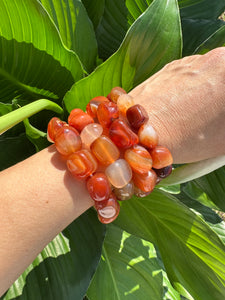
[130,47,225,163]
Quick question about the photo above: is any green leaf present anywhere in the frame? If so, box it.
[3,209,105,300]
[81,0,105,29]
[0,99,63,135]
[0,133,35,171]
[195,25,225,54]
[0,0,84,102]
[87,224,180,300]
[115,189,225,300]
[39,0,98,72]
[193,166,225,212]
[64,0,182,112]
[161,155,225,186]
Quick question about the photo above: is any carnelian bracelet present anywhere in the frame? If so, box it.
[47,87,173,224]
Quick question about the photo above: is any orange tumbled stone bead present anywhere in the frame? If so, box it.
[91,135,120,166]
[97,101,119,128]
[67,149,97,179]
[124,145,152,174]
[150,146,173,169]
[95,193,120,224]
[87,173,112,202]
[68,108,94,132]
[47,117,68,143]
[86,96,109,118]
[105,159,132,188]
[126,104,149,129]
[109,119,139,149]
[132,169,157,192]
[55,126,82,156]
[110,86,127,103]
[138,121,158,149]
[80,123,103,148]
[117,94,134,115]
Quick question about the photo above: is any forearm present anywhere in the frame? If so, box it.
[0,145,93,295]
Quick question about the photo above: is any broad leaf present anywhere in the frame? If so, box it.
[195,25,225,54]
[87,224,180,300]
[0,0,84,103]
[115,189,225,300]
[40,0,98,72]
[3,209,105,300]
[64,0,182,112]
[81,0,105,29]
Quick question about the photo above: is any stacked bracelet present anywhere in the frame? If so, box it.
[47,87,173,224]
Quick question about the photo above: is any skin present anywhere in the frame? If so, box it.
[0,47,225,296]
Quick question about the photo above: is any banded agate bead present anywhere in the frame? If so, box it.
[110,86,126,103]
[132,169,157,192]
[138,121,158,149]
[117,94,134,115]
[134,186,152,198]
[113,181,134,200]
[97,101,119,128]
[80,123,103,148]
[68,108,94,132]
[87,173,112,202]
[55,126,82,156]
[95,193,120,224]
[126,104,149,129]
[47,117,68,143]
[91,135,120,166]
[154,164,173,178]
[150,146,173,169]
[124,145,152,174]
[109,119,139,149]
[67,149,97,179]
[86,96,109,118]
[105,159,132,188]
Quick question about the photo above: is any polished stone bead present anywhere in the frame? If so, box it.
[80,123,103,148]
[67,149,97,179]
[138,121,158,149]
[86,96,109,118]
[55,126,82,156]
[154,164,173,178]
[132,169,157,192]
[68,108,94,132]
[134,186,152,198]
[113,181,134,200]
[47,117,68,143]
[95,193,120,224]
[87,173,112,201]
[97,101,119,128]
[124,145,152,174]
[126,104,149,129]
[117,94,134,115]
[105,159,132,188]
[91,135,120,166]
[110,86,126,103]
[109,119,139,149]
[150,146,173,169]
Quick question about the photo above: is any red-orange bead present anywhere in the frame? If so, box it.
[138,121,158,149]
[87,173,112,201]
[47,117,68,143]
[150,146,173,169]
[110,87,126,103]
[67,149,97,179]
[68,108,94,132]
[109,119,139,149]
[132,169,157,192]
[55,126,82,156]
[91,135,120,166]
[124,145,152,174]
[86,96,109,118]
[126,104,149,129]
[95,193,120,224]
[97,101,119,128]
